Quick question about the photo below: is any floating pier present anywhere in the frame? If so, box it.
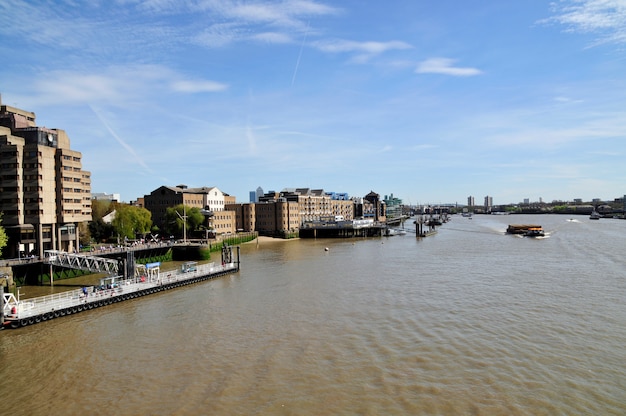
[2,246,240,330]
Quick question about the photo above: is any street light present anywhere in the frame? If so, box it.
[176,204,187,243]
[174,191,188,244]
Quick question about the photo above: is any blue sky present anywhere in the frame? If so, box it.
[1,0,625,205]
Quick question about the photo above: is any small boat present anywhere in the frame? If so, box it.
[384,228,407,236]
[589,210,601,220]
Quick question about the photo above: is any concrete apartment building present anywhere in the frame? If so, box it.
[0,100,91,258]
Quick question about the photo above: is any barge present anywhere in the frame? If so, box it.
[506,224,545,237]
[2,247,240,330]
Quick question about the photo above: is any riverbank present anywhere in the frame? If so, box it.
[249,236,300,245]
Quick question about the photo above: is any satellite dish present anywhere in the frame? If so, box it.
[47,134,53,142]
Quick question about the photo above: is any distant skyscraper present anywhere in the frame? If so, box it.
[484,195,493,211]
[250,186,264,202]
[467,196,474,207]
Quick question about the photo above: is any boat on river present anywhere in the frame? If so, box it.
[384,228,407,236]
[589,210,602,220]
[506,224,545,237]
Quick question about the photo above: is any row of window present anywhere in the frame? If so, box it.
[62,187,89,193]
[62,176,85,183]
[62,209,86,214]
[62,155,81,162]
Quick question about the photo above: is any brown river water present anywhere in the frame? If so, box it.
[1,214,625,415]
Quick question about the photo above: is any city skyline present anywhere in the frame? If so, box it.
[1,1,625,204]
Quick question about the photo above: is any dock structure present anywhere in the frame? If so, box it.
[1,246,240,330]
[299,219,385,238]
[414,215,438,237]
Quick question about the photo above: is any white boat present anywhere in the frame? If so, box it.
[590,210,601,220]
[384,228,406,236]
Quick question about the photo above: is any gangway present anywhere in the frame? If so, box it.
[45,250,120,275]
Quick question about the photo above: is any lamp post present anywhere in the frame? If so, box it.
[174,191,187,244]
[176,204,187,244]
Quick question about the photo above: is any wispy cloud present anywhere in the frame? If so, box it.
[171,80,229,93]
[313,39,413,62]
[553,96,584,104]
[415,58,483,76]
[542,0,626,46]
[253,32,293,44]
[27,65,226,106]
[193,0,340,47]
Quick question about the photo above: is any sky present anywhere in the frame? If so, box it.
[1,0,625,206]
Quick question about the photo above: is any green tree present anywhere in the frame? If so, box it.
[78,221,91,247]
[91,198,113,221]
[163,205,204,238]
[133,206,153,237]
[0,213,8,258]
[89,218,115,243]
[112,204,153,240]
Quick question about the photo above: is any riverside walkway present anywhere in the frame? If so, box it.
[2,251,240,329]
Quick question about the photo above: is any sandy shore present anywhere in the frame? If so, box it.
[245,236,300,245]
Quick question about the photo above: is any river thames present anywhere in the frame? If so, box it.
[1,214,625,415]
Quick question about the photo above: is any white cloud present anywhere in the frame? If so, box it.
[415,58,482,76]
[28,65,226,106]
[315,39,412,54]
[252,32,294,44]
[194,23,241,48]
[191,1,339,47]
[553,96,584,104]
[171,80,229,93]
[313,39,413,62]
[543,0,626,45]
[222,0,339,26]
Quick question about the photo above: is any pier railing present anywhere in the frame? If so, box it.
[3,261,238,322]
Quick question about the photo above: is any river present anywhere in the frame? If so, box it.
[1,214,625,415]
